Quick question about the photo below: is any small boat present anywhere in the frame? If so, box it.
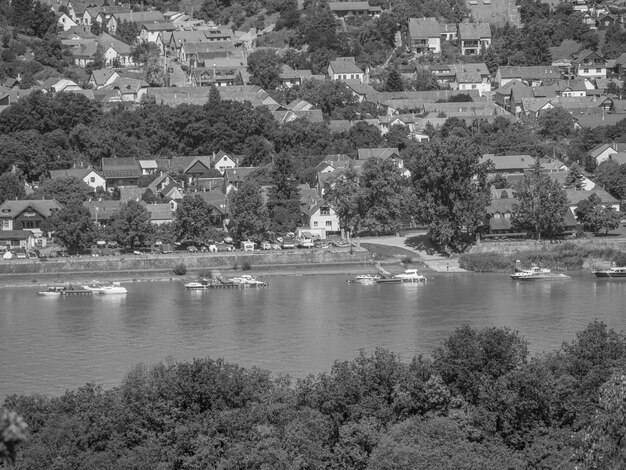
[592,266,626,278]
[184,279,216,289]
[229,274,268,287]
[510,266,570,281]
[37,286,65,296]
[355,274,381,284]
[97,282,127,294]
[392,269,427,282]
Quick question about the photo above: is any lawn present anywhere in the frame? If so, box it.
[360,243,418,263]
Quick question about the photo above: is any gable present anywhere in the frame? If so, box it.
[185,160,211,174]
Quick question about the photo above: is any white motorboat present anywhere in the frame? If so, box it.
[392,269,427,282]
[83,281,128,294]
[97,282,127,294]
[37,286,65,296]
[351,274,381,284]
[510,266,570,281]
[229,274,268,287]
[593,266,626,278]
[184,279,214,289]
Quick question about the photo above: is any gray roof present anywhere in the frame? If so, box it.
[458,23,491,40]
[0,199,63,218]
[329,60,363,75]
[408,17,441,39]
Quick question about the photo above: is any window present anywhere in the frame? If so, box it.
[1,220,10,230]
[583,68,589,73]
[90,177,95,182]
[596,68,601,73]
[320,206,330,216]
[326,221,332,227]
[471,84,477,89]
[313,221,318,227]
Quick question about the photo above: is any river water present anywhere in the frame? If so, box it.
[1,272,625,398]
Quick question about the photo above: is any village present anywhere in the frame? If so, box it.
[1,0,626,255]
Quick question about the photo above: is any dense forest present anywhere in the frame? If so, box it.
[1,321,625,469]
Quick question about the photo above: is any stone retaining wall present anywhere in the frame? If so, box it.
[0,248,370,275]
[470,238,626,255]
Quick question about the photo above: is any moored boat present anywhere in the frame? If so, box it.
[184,279,216,289]
[37,286,65,296]
[97,282,127,294]
[510,266,570,281]
[229,274,269,287]
[392,269,427,282]
[592,266,626,278]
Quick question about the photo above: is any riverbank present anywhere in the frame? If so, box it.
[460,243,626,272]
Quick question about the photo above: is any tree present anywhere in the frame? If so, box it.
[33,176,94,205]
[301,7,338,51]
[106,200,153,248]
[594,160,626,200]
[227,181,271,242]
[326,167,362,238]
[385,68,404,91]
[141,188,160,204]
[0,408,27,466]
[42,202,97,251]
[174,195,222,244]
[207,85,221,109]
[267,153,301,231]
[538,106,575,139]
[576,193,621,235]
[247,49,281,90]
[243,135,274,166]
[90,21,102,36]
[512,159,569,239]
[116,20,139,45]
[0,172,25,204]
[406,137,491,250]
[564,162,585,190]
[359,157,410,235]
[575,372,626,469]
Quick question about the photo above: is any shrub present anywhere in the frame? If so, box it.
[614,252,626,266]
[232,261,238,271]
[198,269,213,279]
[172,262,187,276]
[459,253,512,272]
[242,261,252,271]
[401,256,412,265]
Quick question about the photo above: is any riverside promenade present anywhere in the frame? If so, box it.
[358,232,466,272]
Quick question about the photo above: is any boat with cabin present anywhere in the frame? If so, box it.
[83,281,128,294]
[228,274,269,287]
[510,266,570,281]
[37,286,65,296]
[391,269,427,282]
[592,266,626,278]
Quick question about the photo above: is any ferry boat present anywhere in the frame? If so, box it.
[510,266,570,281]
[592,266,626,278]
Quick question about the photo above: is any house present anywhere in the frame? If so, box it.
[101,157,140,188]
[138,160,158,176]
[480,154,564,177]
[466,0,521,27]
[495,65,562,87]
[0,199,63,233]
[0,230,36,251]
[573,49,607,79]
[192,190,229,225]
[144,202,176,225]
[83,200,123,225]
[183,156,216,186]
[357,147,409,175]
[147,85,279,108]
[457,23,491,56]
[554,78,591,97]
[89,69,120,89]
[278,65,312,88]
[407,17,441,54]
[440,23,457,41]
[448,63,490,96]
[328,58,365,83]
[139,21,176,44]
[566,187,620,215]
[301,200,340,238]
[102,77,149,103]
[589,142,626,164]
[49,168,106,191]
[211,151,238,175]
[596,13,620,29]
[109,11,165,35]
[223,167,257,193]
[328,1,371,18]
[58,12,78,31]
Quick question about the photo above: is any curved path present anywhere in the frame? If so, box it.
[357,232,466,272]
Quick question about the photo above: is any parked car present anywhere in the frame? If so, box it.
[261,241,272,250]
[160,244,174,254]
[187,245,198,253]
[216,243,234,252]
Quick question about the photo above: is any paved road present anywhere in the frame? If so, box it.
[358,232,466,272]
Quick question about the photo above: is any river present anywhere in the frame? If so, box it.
[1,272,625,398]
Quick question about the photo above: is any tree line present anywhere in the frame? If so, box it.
[2,321,625,468]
